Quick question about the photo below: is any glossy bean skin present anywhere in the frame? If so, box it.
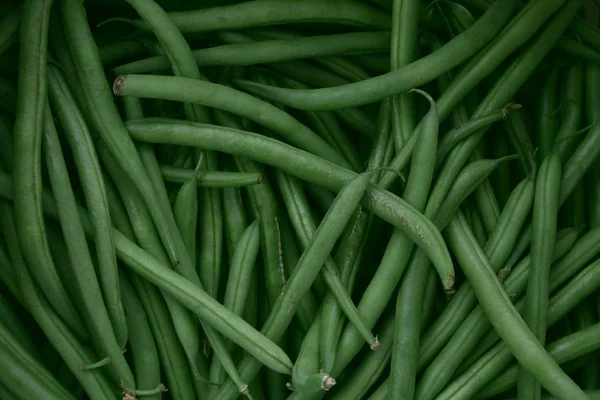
[444,211,587,400]
[518,152,562,400]
[232,0,514,110]
[12,0,84,338]
[124,118,455,307]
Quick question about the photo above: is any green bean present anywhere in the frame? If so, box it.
[127,275,197,400]
[210,220,260,390]
[97,39,148,66]
[0,205,115,400]
[222,159,250,261]
[0,237,20,304]
[569,17,600,53]
[556,37,600,62]
[0,5,20,57]
[554,100,583,163]
[389,0,420,149]
[119,272,163,400]
[114,74,349,168]
[435,104,519,169]
[232,0,513,110]
[0,289,36,356]
[272,74,362,171]
[0,382,19,400]
[387,89,439,400]
[585,63,600,227]
[62,0,196,272]
[113,32,391,74]
[12,0,85,338]
[329,315,395,400]
[444,211,587,400]
[98,139,203,366]
[277,171,378,349]
[457,226,586,373]
[173,156,202,266]
[472,160,501,237]
[276,171,377,348]
[125,118,455,313]
[475,259,600,399]
[101,173,137,242]
[291,310,337,398]
[415,176,534,392]
[160,166,262,187]
[43,105,134,387]
[0,319,76,400]
[313,56,371,83]
[0,114,12,172]
[518,151,561,400]
[504,106,537,178]
[47,65,128,349]
[196,173,222,295]
[319,101,389,373]
[125,0,391,33]
[535,63,560,161]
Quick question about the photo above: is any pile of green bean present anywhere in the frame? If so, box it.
[2,0,600,399]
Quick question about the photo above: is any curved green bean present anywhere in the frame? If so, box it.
[160,166,262,187]
[444,211,587,400]
[114,74,349,168]
[125,0,391,33]
[12,0,85,338]
[114,32,390,74]
[231,0,513,110]
[124,118,455,302]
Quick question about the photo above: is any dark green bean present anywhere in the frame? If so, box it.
[232,0,514,110]
[0,318,76,400]
[97,39,148,66]
[173,157,201,266]
[585,63,600,227]
[47,65,128,349]
[388,90,439,400]
[555,37,600,62]
[119,272,163,400]
[221,158,250,261]
[160,166,262,187]
[113,32,390,74]
[43,105,134,387]
[0,5,20,57]
[12,0,85,338]
[0,289,36,356]
[125,0,391,33]
[536,63,560,161]
[569,17,600,53]
[0,204,115,400]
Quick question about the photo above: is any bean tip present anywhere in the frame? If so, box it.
[256,174,263,184]
[113,76,127,95]
[321,375,336,391]
[370,336,381,351]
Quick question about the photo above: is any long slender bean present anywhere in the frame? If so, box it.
[232,0,514,110]
[160,166,262,187]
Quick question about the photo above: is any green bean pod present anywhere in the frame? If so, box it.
[0,204,115,400]
[161,166,262,187]
[114,74,349,168]
[221,159,250,262]
[119,273,163,400]
[173,157,201,266]
[124,118,455,317]
[232,0,514,110]
[0,5,20,57]
[0,319,77,400]
[12,0,85,338]
[47,65,127,349]
[209,220,260,390]
[42,107,134,387]
[276,171,378,348]
[518,152,561,400]
[126,0,391,33]
[444,211,588,400]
